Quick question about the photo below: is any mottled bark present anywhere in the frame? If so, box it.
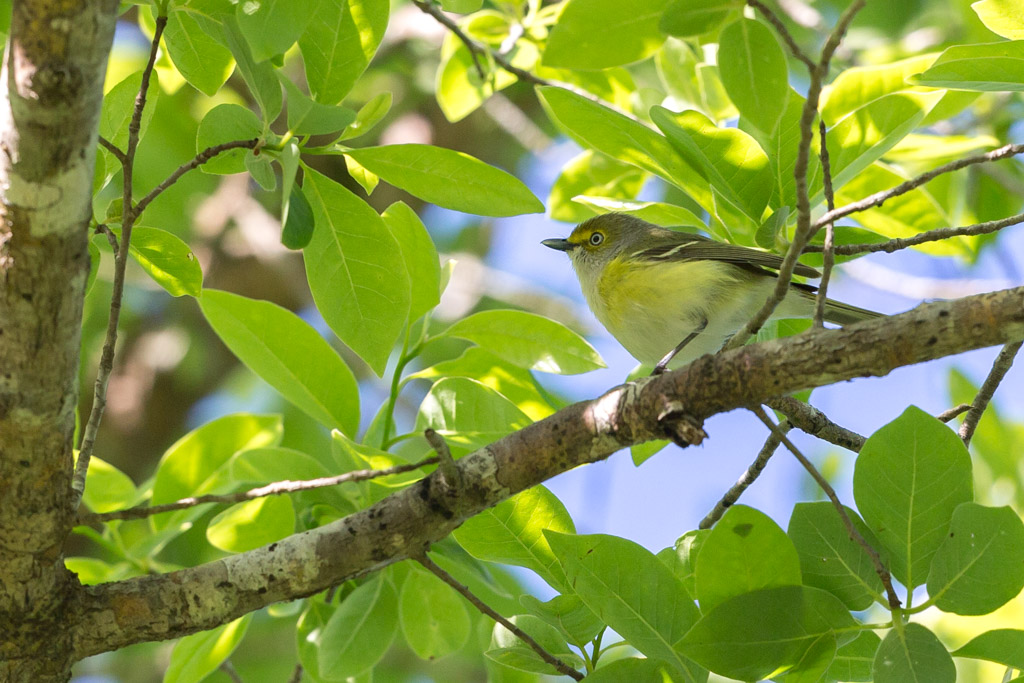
[0,1,118,681]
[70,286,1024,658]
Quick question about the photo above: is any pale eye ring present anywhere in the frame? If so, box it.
[589,232,604,246]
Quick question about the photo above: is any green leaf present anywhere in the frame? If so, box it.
[824,92,939,194]
[651,106,772,221]
[665,529,708,598]
[827,631,882,682]
[152,413,283,511]
[543,0,671,69]
[436,37,538,123]
[125,227,203,298]
[86,239,100,296]
[319,574,399,677]
[538,86,712,212]
[195,103,263,175]
[235,0,313,62]
[873,623,955,683]
[281,183,314,250]
[454,486,575,592]
[519,593,604,646]
[953,629,1024,669]
[244,149,276,190]
[660,0,740,37]
[206,495,294,552]
[487,614,585,675]
[926,503,1024,615]
[399,567,471,660]
[81,456,137,514]
[302,167,410,376]
[100,70,159,151]
[587,657,683,681]
[546,532,704,681]
[344,154,379,194]
[381,201,441,323]
[442,309,604,374]
[972,0,1024,39]
[695,505,802,613]
[65,557,132,586]
[299,0,389,105]
[912,40,1024,91]
[821,54,938,124]
[340,91,393,140]
[632,439,669,466]
[199,289,360,435]
[678,585,854,681]
[569,197,708,235]
[548,149,647,223]
[717,18,789,135]
[280,75,357,136]
[164,615,252,683]
[221,15,283,122]
[408,347,557,421]
[787,502,885,610]
[853,406,974,589]
[441,0,483,11]
[416,377,532,450]
[344,144,543,217]
[164,8,234,96]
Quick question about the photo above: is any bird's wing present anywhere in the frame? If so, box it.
[634,232,822,279]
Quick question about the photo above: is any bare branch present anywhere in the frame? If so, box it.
[700,421,790,529]
[78,457,440,525]
[69,288,1024,658]
[960,340,1023,446]
[412,0,486,79]
[97,135,126,166]
[417,553,584,681]
[725,1,864,350]
[814,119,837,328]
[804,211,1024,256]
[71,14,168,512]
[937,403,972,423]
[133,139,261,218]
[816,143,1024,230]
[752,405,901,609]
[767,396,866,452]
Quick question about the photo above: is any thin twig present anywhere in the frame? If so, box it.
[804,211,1024,256]
[815,143,1024,230]
[960,341,1023,446]
[766,396,866,452]
[417,553,584,681]
[724,2,864,350]
[78,457,439,525]
[219,661,244,683]
[752,405,902,609]
[700,421,791,529]
[287,663,303,683]
[424,428,461,491]
[94,223,119,252]
[71,14,168,512]
[412,0,486,79]
[813,119,837,328]
[746,0,816,69]
[97,135,127,166]
[133,138,260,217]
[937,403,971,423]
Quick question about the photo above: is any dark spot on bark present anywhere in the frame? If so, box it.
[216,581,232,589]
[21,293,31,302]
[938,310,949,318]
[267,574,276,582]
[268,543,277,552]
[257,586,267,594]
[927,337,937,345]
[19,460,30,467]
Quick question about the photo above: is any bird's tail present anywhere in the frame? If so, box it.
[822,298,881,325]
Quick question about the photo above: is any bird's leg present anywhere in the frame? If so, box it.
[652,317,708,375]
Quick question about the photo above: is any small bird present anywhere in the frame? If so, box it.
[543,213,880,372]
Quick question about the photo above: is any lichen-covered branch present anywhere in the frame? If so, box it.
[70,286,1024,659]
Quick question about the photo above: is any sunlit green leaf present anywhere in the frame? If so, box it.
[128,226,203,297]
[543,0,672,69]
[206,495,294,552]
[717,18,789,135]
[299,0,389,104]
[164,616,252,683]
[415,377,531,450]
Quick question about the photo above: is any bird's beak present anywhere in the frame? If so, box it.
[542,238,577,252]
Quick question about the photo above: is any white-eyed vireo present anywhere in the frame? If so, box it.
[543,213,879,372]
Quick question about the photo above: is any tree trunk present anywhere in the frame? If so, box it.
[0,1,118,680]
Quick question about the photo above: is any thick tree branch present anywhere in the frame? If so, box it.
[68,287,1024,659]
[0,1,120,680]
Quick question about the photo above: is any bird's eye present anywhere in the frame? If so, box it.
[589,232,604,246]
